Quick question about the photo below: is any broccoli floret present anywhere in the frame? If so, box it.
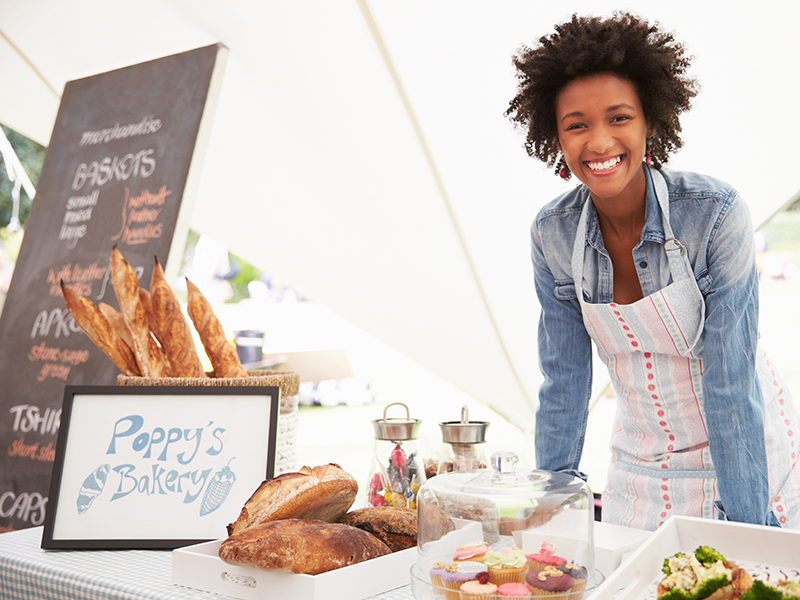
[694,575,730,599]
[740,581,783,600]
[659,589,692,600]
[663,552,686,575]
[658,576,729,600]
[694,546,725,565]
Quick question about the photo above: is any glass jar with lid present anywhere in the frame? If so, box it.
[412,451,601,599]
[366,402,426,509]
[437,405,489,475]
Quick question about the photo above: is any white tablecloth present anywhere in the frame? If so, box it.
[0,527,412,600]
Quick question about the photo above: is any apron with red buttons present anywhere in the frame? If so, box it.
[570,169,800,531]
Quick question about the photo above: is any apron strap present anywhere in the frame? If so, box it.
[651,167,696,285]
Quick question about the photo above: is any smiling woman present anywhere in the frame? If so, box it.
[506,11,800,531]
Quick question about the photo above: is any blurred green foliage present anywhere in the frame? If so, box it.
[227,254,263,303]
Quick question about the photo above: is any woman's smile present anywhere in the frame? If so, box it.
[586,155,622,173]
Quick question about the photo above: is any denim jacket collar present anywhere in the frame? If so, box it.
[583,164,668,253]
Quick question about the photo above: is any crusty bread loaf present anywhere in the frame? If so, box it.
[227,463,358,536]
[218,519,391,574]
[338,506,417,552]
[658,562,752,600]
[185,277,247,378]
[110,247,168,378]
[61,282,141,376]
[149,257,206,377]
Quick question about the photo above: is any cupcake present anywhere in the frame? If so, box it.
[441,561,488,600]
[453,541,490,563]
[459,572,498,599]
[484,547,528,586]
[558,561,588,595]
[430,561,448,595]
[527,566,576,598]
[527,542,565,571]
[497,582,533,598]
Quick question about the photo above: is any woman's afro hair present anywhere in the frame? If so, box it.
[506,12,698,168]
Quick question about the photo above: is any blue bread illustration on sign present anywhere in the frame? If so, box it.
[77,463,110,515]
[200,458,236,516]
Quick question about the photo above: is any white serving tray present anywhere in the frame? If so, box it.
[587,516,800,600]
[172,538,416,600]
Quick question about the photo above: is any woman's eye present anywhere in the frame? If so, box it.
[612,115,632,123]
[565,123,585,131]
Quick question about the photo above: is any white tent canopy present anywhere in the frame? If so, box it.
[1,1,799,433]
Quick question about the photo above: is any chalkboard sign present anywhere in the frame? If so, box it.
[0,44,227,532]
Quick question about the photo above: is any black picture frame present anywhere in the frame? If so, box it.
[42,384,279,550]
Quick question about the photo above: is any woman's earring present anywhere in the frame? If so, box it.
[645,143,652,166]
[555,155,571,180]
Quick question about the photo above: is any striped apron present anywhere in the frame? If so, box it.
[571,171,800,531]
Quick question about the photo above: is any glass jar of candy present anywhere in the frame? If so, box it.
[366,402,426,509]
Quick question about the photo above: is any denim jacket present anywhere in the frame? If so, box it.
[531,165,778,527]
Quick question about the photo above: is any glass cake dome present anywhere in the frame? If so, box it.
[411,451,602,599]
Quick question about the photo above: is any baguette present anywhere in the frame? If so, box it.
[138,287,155,333]
[219,519,391,574]
[135,287,174,377]
[98,301,133,349]
[61,282,140,376]
[185,277,247,378]
[149,257,205,377]
[110,247,169,378]
[227,463,358,536]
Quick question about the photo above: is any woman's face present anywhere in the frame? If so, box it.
[556,73,651,205]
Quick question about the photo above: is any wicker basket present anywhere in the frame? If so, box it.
[117,370,300,474]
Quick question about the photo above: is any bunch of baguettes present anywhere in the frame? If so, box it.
[61,246,247,379]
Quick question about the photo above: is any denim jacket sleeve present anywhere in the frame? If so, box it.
[530,211,593,479]
[695,190,778,526]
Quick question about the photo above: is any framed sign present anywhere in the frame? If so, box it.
[42,384,278,550]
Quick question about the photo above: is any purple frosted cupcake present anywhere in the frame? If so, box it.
[558,561,588,595]
[430,561,448,595]
[526,566,575,597]
[441,561,487,600]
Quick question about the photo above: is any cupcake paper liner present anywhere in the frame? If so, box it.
[488,566,529,586]
[430,574,445,595]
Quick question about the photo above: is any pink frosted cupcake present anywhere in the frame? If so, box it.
[453,541,490,563]
[459,572,498,599]
[497,582,532,598]
[484,547,528,586]
[526,542,565,571]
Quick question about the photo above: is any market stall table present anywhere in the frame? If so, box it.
[0,527,411,600]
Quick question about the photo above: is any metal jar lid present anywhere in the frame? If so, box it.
[439,405,489,445]
[372,402,421,441]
